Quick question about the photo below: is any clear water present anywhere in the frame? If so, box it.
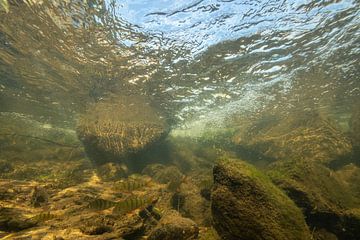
[0,0,359,239]
[0,0,358,130]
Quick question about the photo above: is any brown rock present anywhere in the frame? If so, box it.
[77,95,169,166]
[148,210,198,240]
[176,172,212,226]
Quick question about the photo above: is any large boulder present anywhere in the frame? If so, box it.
[77,95,169,166]
[211,158,311,240]
[267,160,360,240]
[232,111,352,167]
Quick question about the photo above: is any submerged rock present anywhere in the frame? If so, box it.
[211,158,311,240]
[148,210,198,240]
[176,172,212,226]
[96,162,128,181]
[349,106,360,163]
[198,226,222,240]
[233,111,352,167]
[267,160,360,240]
[77,95,169,166]
[142,164,183,185]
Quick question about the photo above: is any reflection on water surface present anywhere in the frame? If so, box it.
[0,1,359,239]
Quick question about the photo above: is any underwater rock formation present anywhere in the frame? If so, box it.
[198,226,222,240]
[96,162,129,181]
[175,172,212,226]
[349,107,360,163]
[142,164,184,184]
[232,111,352,167]
[77,95,169,166]
[267,160,360,240]
[148,210,199,240]
[211,158,311,240]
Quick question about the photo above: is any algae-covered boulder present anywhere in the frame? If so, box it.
[211,158,311,240]
[233,111,352,166]
[267,160,360,240]
[77,95,169,165]
[148,210,199,240]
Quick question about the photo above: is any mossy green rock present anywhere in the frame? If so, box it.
[267,160,360,240]
[211,158,311,240]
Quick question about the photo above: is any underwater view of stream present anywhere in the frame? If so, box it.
[0,0,359,239]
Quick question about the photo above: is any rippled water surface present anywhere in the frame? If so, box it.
[0,0,359,131]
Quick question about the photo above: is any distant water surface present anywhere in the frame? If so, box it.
[0,0,359,131]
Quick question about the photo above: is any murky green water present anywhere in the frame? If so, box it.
[0,0,359,239]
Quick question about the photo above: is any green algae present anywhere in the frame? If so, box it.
[212,158,312,240]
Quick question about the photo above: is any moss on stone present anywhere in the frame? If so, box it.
[267,160,360,239]
[211,158,311,240]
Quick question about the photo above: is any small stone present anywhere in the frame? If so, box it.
[148,210,199,240]
[142,164,183,184]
